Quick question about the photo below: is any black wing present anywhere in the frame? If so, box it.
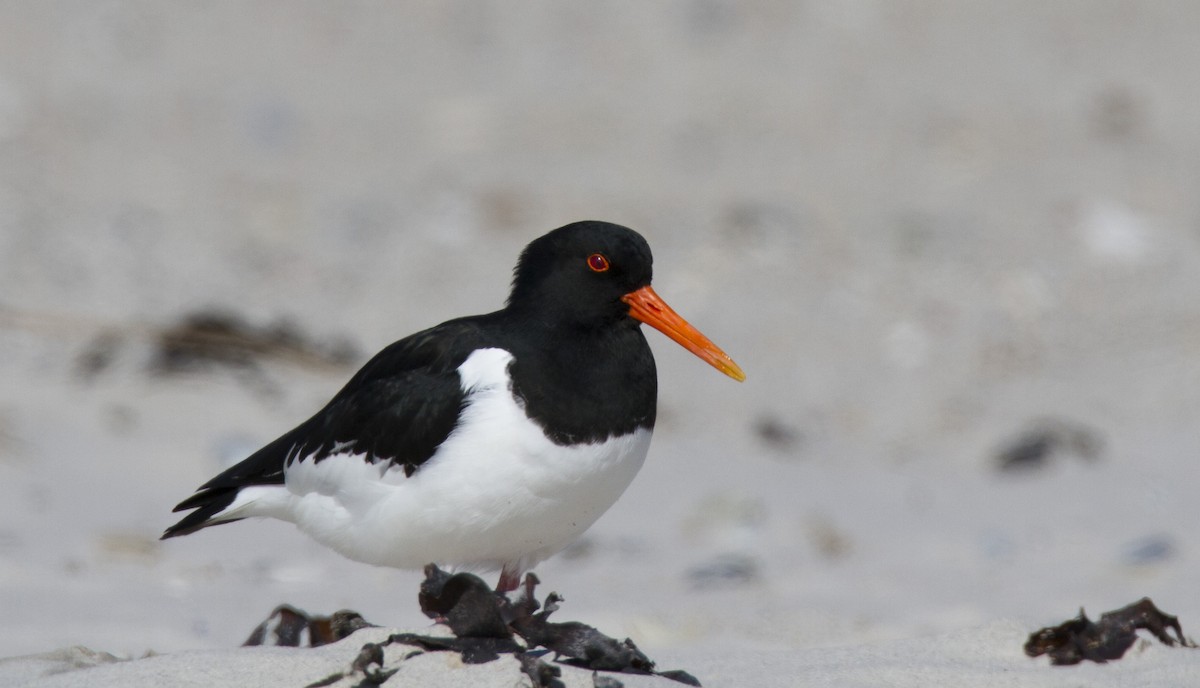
[162,319,489,538]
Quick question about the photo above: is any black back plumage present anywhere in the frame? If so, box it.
[163,221,659,539]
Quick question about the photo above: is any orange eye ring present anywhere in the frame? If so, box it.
[587,253,610,273]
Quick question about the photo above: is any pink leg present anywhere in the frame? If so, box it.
[496,565,522,593]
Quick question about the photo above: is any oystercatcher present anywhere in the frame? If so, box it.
[163,221,744,592]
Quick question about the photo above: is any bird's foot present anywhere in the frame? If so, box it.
[496,564,523,594]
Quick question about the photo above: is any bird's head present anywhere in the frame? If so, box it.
[508,221,745,382]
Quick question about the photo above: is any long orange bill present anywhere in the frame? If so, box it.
[621,285,746,382]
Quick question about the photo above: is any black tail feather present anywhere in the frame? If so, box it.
[161,488,241,539]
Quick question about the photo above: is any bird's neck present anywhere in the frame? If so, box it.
[497,311,658,446]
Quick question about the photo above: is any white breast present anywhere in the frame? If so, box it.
[264,347,653,574]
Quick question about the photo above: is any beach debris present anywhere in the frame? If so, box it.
[1121,534,1176,567]
[348,641,399,684]
[418,563,516,640]
[516,651,565,688]
[994,418,1103,473]
[507,591,655,673]
[76,330,124,381]
[304,638,401,688]
[686,553,760,589]
[243,605,373,648]
[753,415,802,452]
[72,309,361,384]
[414,565,699,683]
[1025,597,1197,665]
[294,564,701,686]
[150,308,360,376]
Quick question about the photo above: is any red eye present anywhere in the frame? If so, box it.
[587,253,610,272]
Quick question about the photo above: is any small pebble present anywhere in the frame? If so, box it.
[1122,534,1175,566]
[686,553,760,589]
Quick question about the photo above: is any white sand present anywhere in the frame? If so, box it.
[2,2,1199,686]
[3,621,1195,687]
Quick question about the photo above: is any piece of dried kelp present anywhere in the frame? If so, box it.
[151,309,360,376]
[243,604,372,648]
[1025,597,1197,665]
[994,418,1103,472]
[264,565,702,685]
[408,565,699,684]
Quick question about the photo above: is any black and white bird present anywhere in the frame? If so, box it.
[163,221,745,592]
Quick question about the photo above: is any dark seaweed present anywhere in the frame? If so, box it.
[1025,597,1196,665]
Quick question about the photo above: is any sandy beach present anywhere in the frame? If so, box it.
[1,2,1198,685]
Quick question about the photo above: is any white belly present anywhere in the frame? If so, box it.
[255,348,652,573]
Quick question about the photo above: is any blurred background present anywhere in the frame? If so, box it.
[1,1,1198,659]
